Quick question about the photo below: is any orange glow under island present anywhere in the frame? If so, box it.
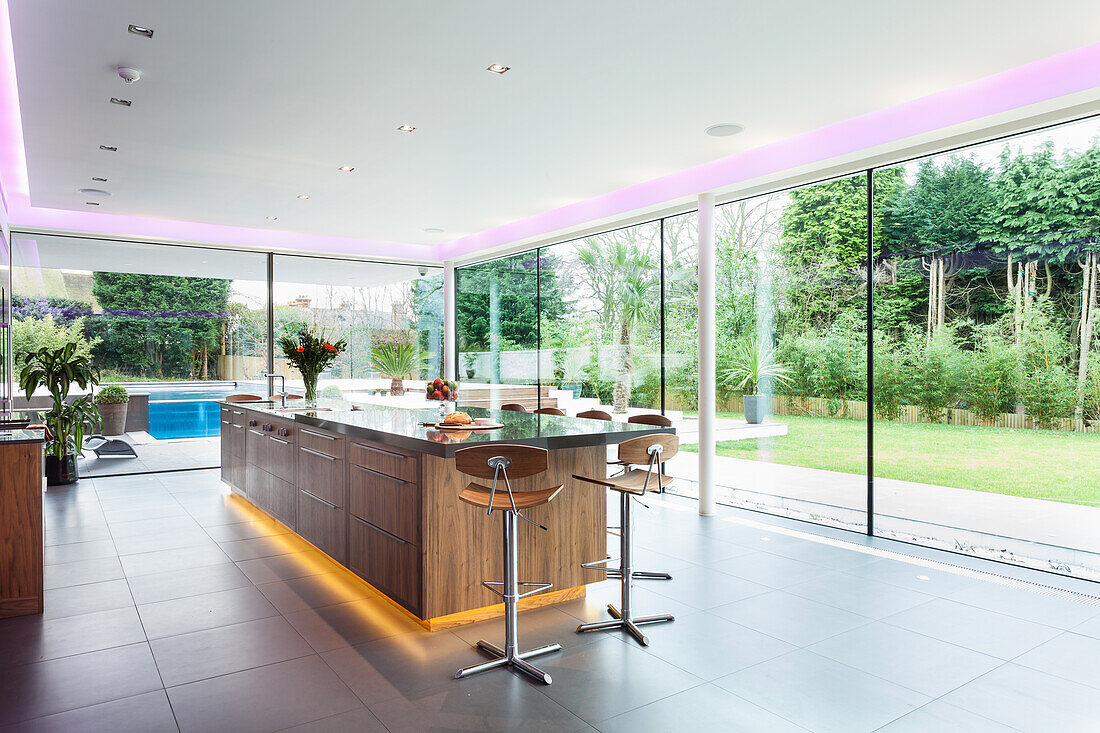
[219,402,672,628]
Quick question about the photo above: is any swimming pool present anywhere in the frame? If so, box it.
[144,383,265,439]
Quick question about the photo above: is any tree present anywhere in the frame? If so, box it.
[92,273,231,379]
[12,315,101,365]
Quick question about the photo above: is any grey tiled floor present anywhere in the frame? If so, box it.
[3,469,1099,731]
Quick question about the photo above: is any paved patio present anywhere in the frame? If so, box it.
[5,468,1099,731]
[78,434,220,478]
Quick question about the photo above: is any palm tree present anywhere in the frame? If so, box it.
[369,342,425,396]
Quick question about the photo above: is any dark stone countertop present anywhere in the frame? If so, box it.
[221,401,673,457]
[0,428,48,445]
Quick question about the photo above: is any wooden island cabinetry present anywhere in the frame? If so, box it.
[220,402,671,627]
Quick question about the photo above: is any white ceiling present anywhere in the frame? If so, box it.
[9,0,1100,250]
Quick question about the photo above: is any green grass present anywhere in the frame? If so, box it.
[683,412,1100,506]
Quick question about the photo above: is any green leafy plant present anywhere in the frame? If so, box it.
[369,342,425,396]
[277,328,346,401]
[720,334,791,395]
[19,343,101,459]
[94,384,130,404]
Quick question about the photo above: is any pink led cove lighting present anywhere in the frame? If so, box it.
[437,41,1100,261]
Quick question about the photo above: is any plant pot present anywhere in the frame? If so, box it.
[743,394,769,425]
[45,454,79,486]
[466,368,476,379]
[389,378,405,396]
[97,402,128,436]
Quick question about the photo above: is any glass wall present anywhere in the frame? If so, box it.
[872,116,1100,578]
[272,256,443,400]
[457,114,1100,581]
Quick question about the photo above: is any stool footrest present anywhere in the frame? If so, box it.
[480,580,553,599]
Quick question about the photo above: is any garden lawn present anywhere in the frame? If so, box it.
[683,413,1100,506]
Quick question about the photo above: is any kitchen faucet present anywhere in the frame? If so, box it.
[262,371,286,407]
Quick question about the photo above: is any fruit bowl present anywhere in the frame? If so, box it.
[425,378,458,402]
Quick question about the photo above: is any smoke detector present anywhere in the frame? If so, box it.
[117,66,142,84]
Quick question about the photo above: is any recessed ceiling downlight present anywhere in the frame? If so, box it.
[338,165,355,172]
[266,216,278,221]
[91,177,108,182]
[127,24,154,38]
[110,97,132,106]
[78,188,111,197]
[397,124,416,132]
[99,145,117,152]
[423,227,444,233]
[297,194,310,199]
[486,64,510,74]
[705,123,745,137]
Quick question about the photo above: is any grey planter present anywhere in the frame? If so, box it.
[98,402,129,436]
[743,394,768,425]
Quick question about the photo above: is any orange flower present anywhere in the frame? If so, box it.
[323,343,337,352]
[296,347,304,353]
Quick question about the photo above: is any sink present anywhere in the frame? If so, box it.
[273,406,333,412]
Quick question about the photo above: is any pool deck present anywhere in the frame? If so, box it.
[77,433,219,477]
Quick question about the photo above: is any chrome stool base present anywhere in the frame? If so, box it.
[456,640,562,684]
[606,568,672,581]
[577,604,674,646]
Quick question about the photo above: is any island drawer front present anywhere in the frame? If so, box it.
[298,489,347,564]
[298,447,345,507]
[299,427,345,459]
[265,473,298,530]
[226,422,245,456]
[246,428,269,467]
[228,406,247,427]
[349,515,420,616]
[348,464,419,544]
[348,440,418,483]
[267,433,297,484]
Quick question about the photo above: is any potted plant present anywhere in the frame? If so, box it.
[94,384,130,435]
[277,328,346,401]
[19,343,102,485]
[463,352,478,379]
[369,342,425,396]
[719,334,791,425]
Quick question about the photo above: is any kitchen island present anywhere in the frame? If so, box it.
[219,402,672,629]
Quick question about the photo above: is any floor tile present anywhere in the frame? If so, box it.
[43,539,118,566]
[321,630,477,706]
[875,699,1021,733]
[218,532,313,561]
[277,707,386,733]
[257,571,375,615]
[0,643,163,726]
[597,682,805,733]
[643,564,773,610]
[167,655,361,733]
[43,523,113,546]
[808,621,1002,697]
[708,551,827,589]
[711,590,872,646]
[367,671,591,732]
[112,529,219,557]
[138,586,279,640]
[557,579,699,624]
[534,635,704,722]
[882,598,1061,659]
[632,611,795,681]
[843,558,978,595]
[946,581,1100,629]
[126,562,253,605]
[449,605,604,654]
[636,529,747,565]
[236,550,340,585]
[1013,631,1100,690]
[785,570,933,619]
[764,539,882,571]
[119,544,233,578]
[107,514,204,540]
[0,690,177,733]
[940,663,1100,732]
[1072,613,1100,640]
[151,615,314,686]
[0,606,147,668]
[42,579,134,620]
[104,503,189,524]
[283,597,423,653]
[43,556,124,590]
[715,649,929,733]
[202,518,291,543]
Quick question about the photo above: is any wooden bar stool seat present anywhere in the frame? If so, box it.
[533,407,565,416]
[574,433,679,645]
[500,403,528,412]
[453,444,564,685]
[576,409,612,421]
[225,394,262,403]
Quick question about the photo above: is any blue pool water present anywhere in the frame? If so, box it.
[144,383,265,439]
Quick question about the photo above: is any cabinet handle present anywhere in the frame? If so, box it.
[301,447,336,461]
[221,420,231,425]
[232,424,244,430]
[269,437,290,445]
[353,442,407,460]
[248,419,258,427]
[352,463,407,484]
[277,427,290,437]
[353,514,409,545]
[262,423,273,432]
[301,428,336,441]
[301,489,338,510]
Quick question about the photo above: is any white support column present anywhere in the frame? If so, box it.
[697,192,717,516]
[443,260,457,382]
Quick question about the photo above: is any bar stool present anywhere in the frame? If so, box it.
[534,407,565,416]
[453,444,564,685]
[500,403,528,412]
[627,413,673,428]
[576,409,612,421]
[225,394,262,403]
[573,434,678,645]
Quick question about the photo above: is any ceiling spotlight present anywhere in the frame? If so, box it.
[297,194,310,199]
[397,124,416,132]
[78,188,111,197]
[99,145,117,151]
[110,97,132,106]
[85,201,100,206]
[127,24,154,38]
[117,66,142,84]
[705,123,745,137]
[423,227,444,233]
[486,64,510,74]
[915,575,931,581]
[91,176,108,182]
[266,216,278,221]
[338,165,355,172]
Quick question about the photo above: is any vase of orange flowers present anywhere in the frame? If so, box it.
[277,328,347,401]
